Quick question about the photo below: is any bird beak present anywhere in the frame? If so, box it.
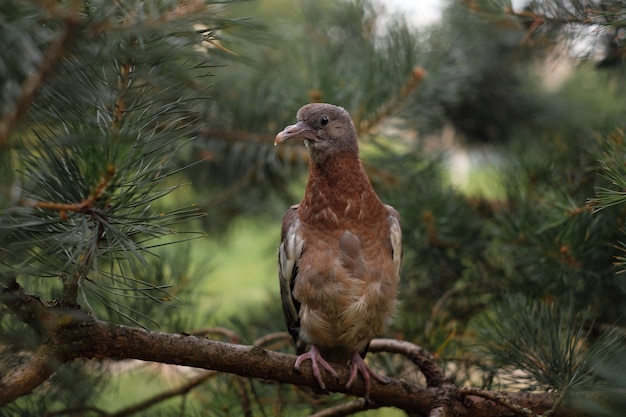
[274,121,313,145]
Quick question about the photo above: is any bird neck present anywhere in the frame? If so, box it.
[300,150,384,228]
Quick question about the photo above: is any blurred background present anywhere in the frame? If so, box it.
[1,0,626,416]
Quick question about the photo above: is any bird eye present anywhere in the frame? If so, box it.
[320,116,329,126]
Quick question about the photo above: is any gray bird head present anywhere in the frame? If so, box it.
[274,103,359,163]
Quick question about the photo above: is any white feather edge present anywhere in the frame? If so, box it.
[387,210,402,277]
[279,219,304,319]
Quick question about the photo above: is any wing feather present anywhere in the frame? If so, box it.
[278,205,305,353]
[385,204,403,277]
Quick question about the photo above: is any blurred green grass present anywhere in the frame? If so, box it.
[200,217,281,323]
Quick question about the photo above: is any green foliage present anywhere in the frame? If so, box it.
[375,149,487,352]
[370,6,626,408]
[0,0,246,413]
[0,0,239,325]
[187,0,422,231]
[474,295,623,391]
[595,128,626,211]
[580,347,626,416]
[405,0,544,143]
[2,0,626,415]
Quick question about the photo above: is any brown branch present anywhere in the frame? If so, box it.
[368,338,450,387]
[20,165,116,217]
[308,398,381,417]
[199,130,401,192]
[0,13,80,149]
[109,370,217,417]
[505,8,597,26]
[0,316,588,416]
[190,326,241,343]
[0,281,573,416]
[356,66,426,135]
[200,129,276,144]
[254,331,293,351]
[0,345,57,404]
[460,387,539,417]
[0,286,583,416]
[44,369,217,417]
[425,285,466,337]
[45,321,576,416]
[44,406,107,417]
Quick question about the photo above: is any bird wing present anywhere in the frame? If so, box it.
[278,204,305,353]
[385,204,403,278]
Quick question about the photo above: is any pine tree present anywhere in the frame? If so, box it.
[1,0,625,416]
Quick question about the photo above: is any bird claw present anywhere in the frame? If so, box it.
[294,345,340,391]
[345,352,388,399]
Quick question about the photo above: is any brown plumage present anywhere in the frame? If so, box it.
[274,103,402,398]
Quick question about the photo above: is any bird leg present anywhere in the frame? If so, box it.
[346,352,389,399]
[294,345,340,391]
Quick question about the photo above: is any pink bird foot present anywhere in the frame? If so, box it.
[294,345,340,391]
[346,352,389,399]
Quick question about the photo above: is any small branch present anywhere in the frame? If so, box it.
[190,326,241,343]
[0,346,56,405]
[369,339,450,387]
[200,129,276,144]
[19,165,116,305]
[0,13,80,149]
[20,165,116,218]
[109,370,217,417]
[309,398,381,417]
[460,387,538,417]
[45,369,217,417]
[425,286,465,336]
[505,8,597,26]
[201,165,257,209]
[356,66,426,135]
[254,331,292,351]
[237,376,253,417]
[44,406,107,417]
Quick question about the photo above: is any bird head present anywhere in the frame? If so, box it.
[274,103,358,163]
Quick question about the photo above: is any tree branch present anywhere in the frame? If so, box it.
[109,370,217,417]
[40,320,576,416]
[0,12,80,149]
[369,338,450,387]
[0,282,590,416]
[308,398,380,417]
[460,387,539,417]
[0,345,57,404]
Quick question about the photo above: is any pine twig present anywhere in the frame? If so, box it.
[0,345,56,405]
[108,370,217,417]
[0,13,80,149]
[504,8,597,26]
[254,331,292,351]
[19,165,116,220]
[368,338,450,387]
[356,66,426,135]
[309,398,381,417]
[460,387,538,417]
[44,406,107,417]
[200,129,276,144]
[190,326,241,343]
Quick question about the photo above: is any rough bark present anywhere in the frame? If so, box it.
[0,317,588,416]
[0,282,593,415]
